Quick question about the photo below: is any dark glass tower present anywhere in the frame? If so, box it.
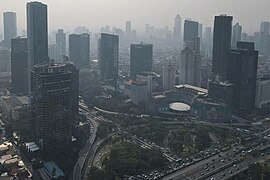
[212,15,233,81]
[98,33,119,89]
[27,2,48,96]
[27,2,48,68]
[31,63,73,157]
[130,42,153,80]
[228,42,258,111]
[69,33,90,69]
[183,20,198,43]
[11,38,28,95]
[3,12,17,48]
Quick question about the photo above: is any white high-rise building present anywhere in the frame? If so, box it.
[162,64,176,90]
[179,46,201,86]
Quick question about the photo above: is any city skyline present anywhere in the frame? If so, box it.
[0,0,270,34]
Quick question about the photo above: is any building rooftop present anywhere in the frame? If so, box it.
[1,96,28,108]
[169,102,191,112]
[43,161,64,179]
[175,84,207,94]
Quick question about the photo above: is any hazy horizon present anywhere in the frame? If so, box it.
[1,0,270,34]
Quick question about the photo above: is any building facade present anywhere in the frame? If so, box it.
[31,63,73,157]
[98,33,119,89]
[130,42,153,80]
[212,15,233,80]
[69,33,90,69]
[3,12,17,48]
[11,38,28,95]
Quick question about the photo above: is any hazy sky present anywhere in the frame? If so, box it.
[0,0,270,34]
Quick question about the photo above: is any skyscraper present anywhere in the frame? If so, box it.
[260,21,270,56]
[27,1,48,68]
[130,42,153,80]
[173,14,181,46]
[198,23,203,40]
[27,1,48,96]
[11,38,28,95]
[3,12,17,48]
[179,46,201,86]
[69,33,90,69]
[212,15,233,81]
[231,23,242,49]
[126,21,131,33]
[228,42,258,111]
[98,33,119,89]
[203,27,213,57]
[31,63,73,157]
[56,29,66,62]
[162,63,176,90]
[183,20,198,43]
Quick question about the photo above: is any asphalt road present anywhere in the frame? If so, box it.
[73,106,98,180]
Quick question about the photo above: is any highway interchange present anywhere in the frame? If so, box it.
[73,99,270,180]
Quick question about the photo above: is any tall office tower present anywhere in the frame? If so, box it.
[179,46,201,86]
[162,63,176,90]
[0,47,11,73]
[11,38,28,95]
[126,21,131,33]
[173,14,181,46]
[253,32,260,50]
[212,15,233,81]
[64,63,79,125]
[260,22,270,55]
[130,42,153,80]
[56,29,66,62]
[31,63,74,157]
[69,33,90,69]
[198,23,203,40]
[231,23,242,49]
[203,27,213,57]
[228,42,258,111]
[183,20,198,43]
[27,1,48,68]
[3,12,17,48]
[98,33,119,89]
[48,44,57,60]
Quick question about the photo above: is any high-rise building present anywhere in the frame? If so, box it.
[203,27,213,57]
[31,63,74,157]
[48,44,57,60]
[179,46,201,86]
[69,33,90,69]
[173,14,181,46]
[212,15,233,80]
[98,33,119,89]
[183,20,198,43]
[56,29,66,62]
[255,77,270,109]
[260,21,270,56]
[231,23,242,49]
[27,1,48,68]
[3,12,17,48]
[0,47,11,73]
[198,23,203,40]
[27,2,48,95]
[253,32,260,50]
[162,63,176,90]
[11,38,28,95]
[130,42,153,80]
[126,21,131,33]
[228,42,258,111]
